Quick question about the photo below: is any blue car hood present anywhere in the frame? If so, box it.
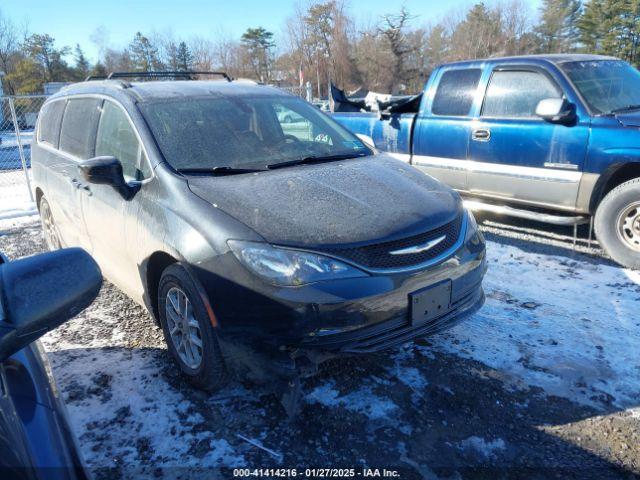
[186,154,462,247]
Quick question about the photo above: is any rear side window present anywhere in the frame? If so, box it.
[432,69,482,116]
[37,100,66,147]
[59,98,102,159]
[96,101,148,181]
[481,70,562,118]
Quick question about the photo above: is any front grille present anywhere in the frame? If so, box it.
[319,214,463,270]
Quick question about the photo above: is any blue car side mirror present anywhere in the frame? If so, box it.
[0,248,102,362]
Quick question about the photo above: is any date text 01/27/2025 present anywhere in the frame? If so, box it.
[232,468,401,478]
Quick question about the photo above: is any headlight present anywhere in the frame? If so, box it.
[464,210,483,244]
[228,240,367,286]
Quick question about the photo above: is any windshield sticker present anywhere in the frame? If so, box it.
[315,133,332,144]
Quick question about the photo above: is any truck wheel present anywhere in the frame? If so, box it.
[595,178,640,269]
[38,196,61,251]
[158,263,227,390]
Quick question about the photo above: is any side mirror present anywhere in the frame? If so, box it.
[535,98,576,124]
[355,133,376,151]
[0,248,102,362]
[78,156,139,200]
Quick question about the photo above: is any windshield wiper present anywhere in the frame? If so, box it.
[267,152,368,170]
[608,104,640,114]
[176,166,265,176]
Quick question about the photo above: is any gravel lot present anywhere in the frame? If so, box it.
[0,214,639,480]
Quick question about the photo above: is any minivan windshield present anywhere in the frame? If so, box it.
[561,60,640,114]
[139,95,371,172]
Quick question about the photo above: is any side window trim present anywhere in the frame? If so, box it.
[480,65,565,120]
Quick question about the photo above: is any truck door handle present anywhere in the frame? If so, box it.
[472,128,491,142]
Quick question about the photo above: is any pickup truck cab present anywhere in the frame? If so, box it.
[332,54,640,269]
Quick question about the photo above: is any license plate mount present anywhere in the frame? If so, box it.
[410,280,452,326]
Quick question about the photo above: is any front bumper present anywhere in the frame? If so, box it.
[299,282,484,353]
[198,223,487,359]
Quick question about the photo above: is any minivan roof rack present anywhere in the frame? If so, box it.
[83,71,232,82]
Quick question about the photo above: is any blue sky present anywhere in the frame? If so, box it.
[4,0,541,63]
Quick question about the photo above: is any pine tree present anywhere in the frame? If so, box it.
[240,27,275,82]
[24,33,71,82]
[536,0,581,53]
[176,41,194,71]
[74,43,90,79]
[578,0,640,66]
[129,32,162,72]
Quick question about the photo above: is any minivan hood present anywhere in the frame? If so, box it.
[615,111,640,127]
[186,154,462,247]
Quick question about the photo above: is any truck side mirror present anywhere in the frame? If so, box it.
[0,248,102,362]
[79,156,139,200]
[535,98,576,125]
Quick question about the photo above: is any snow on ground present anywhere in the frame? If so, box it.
[0,170,36,220]
[458,436,506,460]
[436,240,640,409]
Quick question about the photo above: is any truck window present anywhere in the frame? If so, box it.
[481,70,561,118]
[37,100,66,148]
[59,98,102,159]
[431,69,482,116]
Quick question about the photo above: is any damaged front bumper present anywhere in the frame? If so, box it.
[211,231,487,382]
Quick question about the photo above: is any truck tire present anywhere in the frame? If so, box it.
[594,178,640,269]
[158,263,228,391]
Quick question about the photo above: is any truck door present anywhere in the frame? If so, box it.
[466,66,589,209]
[412,67,483,191]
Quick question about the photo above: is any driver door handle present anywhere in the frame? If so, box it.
[472,128,491,142]
[71,178,92,196]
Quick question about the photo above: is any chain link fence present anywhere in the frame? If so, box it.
[0,95,48,217]
[277,84,314,101]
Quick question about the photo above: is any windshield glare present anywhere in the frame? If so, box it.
[562,60,640,114]
[140,95,370,171]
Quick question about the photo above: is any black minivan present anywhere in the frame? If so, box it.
[31,74,486,390]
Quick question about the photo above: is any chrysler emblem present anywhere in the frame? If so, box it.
[389,235,446,255]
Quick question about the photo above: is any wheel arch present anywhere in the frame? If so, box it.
[35,187,44,209]
[143,251,178,324]
[590,162,640,213]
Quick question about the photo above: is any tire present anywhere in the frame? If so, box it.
[594,178,640,269]
[38,196,61,251]
[158,263,227,390]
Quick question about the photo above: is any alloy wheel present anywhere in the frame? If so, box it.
[165,286,204,369]
[40,200,60,250]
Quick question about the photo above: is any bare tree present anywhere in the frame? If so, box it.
[0,10,21,93]
[377,6,416,93]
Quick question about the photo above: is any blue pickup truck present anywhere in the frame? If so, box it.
[332,54,640,269]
